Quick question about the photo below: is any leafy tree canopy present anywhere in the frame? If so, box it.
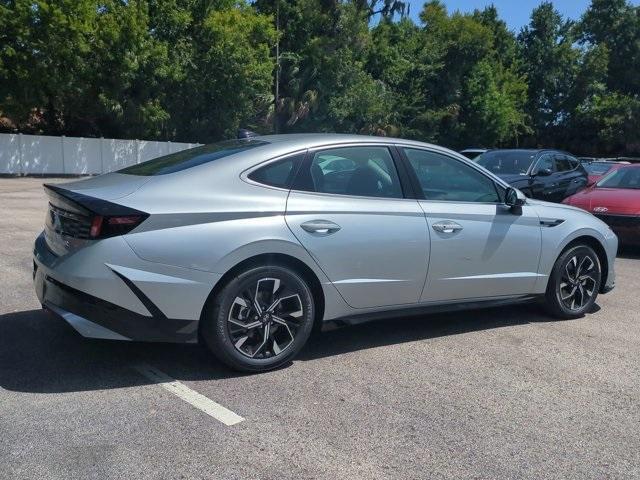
[1,0,639,155]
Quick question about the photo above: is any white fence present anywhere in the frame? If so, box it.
[0,133,200,175]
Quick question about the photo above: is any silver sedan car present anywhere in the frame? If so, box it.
[34,134,617,371]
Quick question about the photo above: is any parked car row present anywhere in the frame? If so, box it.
[465,148,639,246]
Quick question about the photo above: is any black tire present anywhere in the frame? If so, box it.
[544,244,602,319]
[201,265,315,372]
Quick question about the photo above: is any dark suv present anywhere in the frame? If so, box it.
[476,149,588,203]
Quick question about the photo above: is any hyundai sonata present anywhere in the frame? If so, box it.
[34,134,617,371]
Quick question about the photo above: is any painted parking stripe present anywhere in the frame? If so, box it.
[133,364,244,426]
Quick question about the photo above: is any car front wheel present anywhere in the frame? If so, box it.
[201,265,315,372]
[545,245,602,319]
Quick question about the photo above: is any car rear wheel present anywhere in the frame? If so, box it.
[201,265,315,372]
[545,245,601,319]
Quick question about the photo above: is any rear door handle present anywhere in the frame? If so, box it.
[432,221,463,234]
[300,220,341,235]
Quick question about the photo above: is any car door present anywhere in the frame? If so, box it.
[285,145,429,309]
[399,147,542,302]
[562,155,588,197]
[529,153,561,201]
[553,154,576,201]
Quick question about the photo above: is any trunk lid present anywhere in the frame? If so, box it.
[43,178,148,256]
[57,173,152,201]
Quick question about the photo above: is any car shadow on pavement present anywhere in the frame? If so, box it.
[300,303,552,361]
[0,301,566,395]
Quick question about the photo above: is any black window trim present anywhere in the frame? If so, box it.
[396,145,506,205]
[241,149,308,191]
[290,143,416,201]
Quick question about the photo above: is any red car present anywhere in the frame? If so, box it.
[583,161,628,185]
[563,164,640,245]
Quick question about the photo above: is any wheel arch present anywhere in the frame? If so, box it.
[199,253,326,334]
[560,235,610,292]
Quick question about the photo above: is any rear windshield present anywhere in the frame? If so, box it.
[585,162,614,175]
[597,167,640,189]
[476,151,537,175]
[119,139,268,176]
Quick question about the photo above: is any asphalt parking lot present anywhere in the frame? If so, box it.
[1,177,639,480]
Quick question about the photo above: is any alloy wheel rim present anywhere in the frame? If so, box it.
[227,277,304,359]
[559,254,598,311]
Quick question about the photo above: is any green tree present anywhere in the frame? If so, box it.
[578,0,640,95]
[461,60,530,147]
[518,2,580,146]
[163,5,276,141]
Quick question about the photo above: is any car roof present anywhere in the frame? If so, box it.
[485,148,560,154]
[252,133,436,150]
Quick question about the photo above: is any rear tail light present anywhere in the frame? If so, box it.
[89,215,147,239]
[44,184,148,241]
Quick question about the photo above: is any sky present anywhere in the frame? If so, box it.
[406,0,640,32]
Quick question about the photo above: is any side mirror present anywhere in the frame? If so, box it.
[536,168,553,177]
[505,187,526,208]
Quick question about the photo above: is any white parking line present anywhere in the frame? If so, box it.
[133,364,244,426]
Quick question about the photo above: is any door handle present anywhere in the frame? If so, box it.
[300,220,341,235]
[432,221,463,234]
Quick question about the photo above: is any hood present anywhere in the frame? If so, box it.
[527,197,585,214]
[564,187,640,215]
[52,173,152,201]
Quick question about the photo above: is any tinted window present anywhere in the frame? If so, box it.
[535,154,555,173]
[597,167,640,189]
[476,150,537,175]
[555,155,572,172]
[404,149,501,203]
[248,153,304,188]
[568,156,580,169]
[294,147,403,198]
[295,147,403,198]
[119,139,268,176]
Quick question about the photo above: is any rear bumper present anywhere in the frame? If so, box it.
[33,233,208,343]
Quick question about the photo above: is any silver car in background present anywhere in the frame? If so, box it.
[34,134,617,371]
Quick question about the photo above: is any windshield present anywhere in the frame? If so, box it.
[597,167,640,189]
[476,151,537,175]
[118,139,268,176]
[585,162,614,176]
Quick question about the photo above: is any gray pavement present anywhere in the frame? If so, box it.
[1,177,639,479]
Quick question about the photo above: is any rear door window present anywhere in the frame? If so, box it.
[294,146,403,199]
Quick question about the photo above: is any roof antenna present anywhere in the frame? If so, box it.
[237,129,259,139]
